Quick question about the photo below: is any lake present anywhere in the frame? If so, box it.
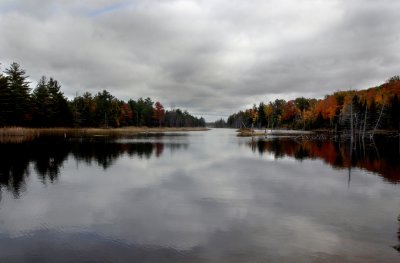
[0,129,399,262]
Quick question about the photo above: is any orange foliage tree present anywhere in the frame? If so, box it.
[281,100,298,125]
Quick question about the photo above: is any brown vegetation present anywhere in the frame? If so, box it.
[0,126,209,143]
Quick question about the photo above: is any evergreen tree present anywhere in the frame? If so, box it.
[0,70,11,126]
[94,90,120,127]
[32,76,50,127]
[142,97,154,126]
[4,62,31,125]
[32,77,72,127]
[133,97,154,126]
[72,92,96,127]
[47,77,72,126]
[128,99,139,126]
[257,102,266,128]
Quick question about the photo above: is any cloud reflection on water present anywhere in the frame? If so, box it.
[0,130,399,262]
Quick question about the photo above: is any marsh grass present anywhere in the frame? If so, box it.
[0,126,209,143]
[0,127,39,143]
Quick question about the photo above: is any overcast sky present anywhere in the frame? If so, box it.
[0,0,399,121]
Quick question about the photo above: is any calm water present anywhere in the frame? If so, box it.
[0,129,399,262]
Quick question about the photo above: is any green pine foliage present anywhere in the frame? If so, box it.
[4,62,31,125]
[0,62,205,128]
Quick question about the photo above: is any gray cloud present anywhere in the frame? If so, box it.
[1,0,399,121]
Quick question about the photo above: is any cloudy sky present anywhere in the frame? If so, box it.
[0,0,399,121]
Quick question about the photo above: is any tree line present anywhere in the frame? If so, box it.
[0,62,205,128]
[223,76,400,133]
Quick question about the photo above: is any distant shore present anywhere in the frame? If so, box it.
[236,128,314,137]
[236,127,400,137]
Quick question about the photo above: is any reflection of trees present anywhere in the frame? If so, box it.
[168,143,189,153]
[72,140,164,168]
[248,137,400,183]
[0,143,31,197]
[0,136,187,197]
[33,138,70,183]
[0,137,71,197]
[395,214,400,252]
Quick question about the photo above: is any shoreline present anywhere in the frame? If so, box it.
[0,127,210,140]
[236,128,400,137]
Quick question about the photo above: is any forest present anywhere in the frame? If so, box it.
[221,76,400,134]
[0,62,206,128]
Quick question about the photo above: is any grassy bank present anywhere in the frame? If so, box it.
[0,126,209,143]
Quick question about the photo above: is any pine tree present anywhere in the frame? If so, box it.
[32,76,50,127]
[72,92,96,127]
[95,90,120,127]
[0,69,11,126]
[257,102,266,128]
[4,62,31,125]
[47,77,72,126]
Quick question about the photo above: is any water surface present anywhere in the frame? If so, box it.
[0,129,399,262]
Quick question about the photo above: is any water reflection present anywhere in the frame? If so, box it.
[246,137,400,183]
[0,130,399,262]
[0,229,204,263]
[0,135,187,197]
[395,214,400,252]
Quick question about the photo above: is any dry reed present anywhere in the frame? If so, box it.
[0,126,209,143]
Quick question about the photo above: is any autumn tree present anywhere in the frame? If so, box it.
[263,104,273,128]
[119,102,133,126]
[227,75,400,132]
[153,101,165,127]
[281,100,298,127]
[295,97,310,129]
[249,105,258,129]
[387,75,400,83]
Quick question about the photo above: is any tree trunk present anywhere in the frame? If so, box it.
[372,101,385,137]
[350,101,354,143]
[362,103,367,139]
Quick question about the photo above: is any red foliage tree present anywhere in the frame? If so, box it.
[119,103,133,126]
[153,101,165,127]
[281,100,298,124]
